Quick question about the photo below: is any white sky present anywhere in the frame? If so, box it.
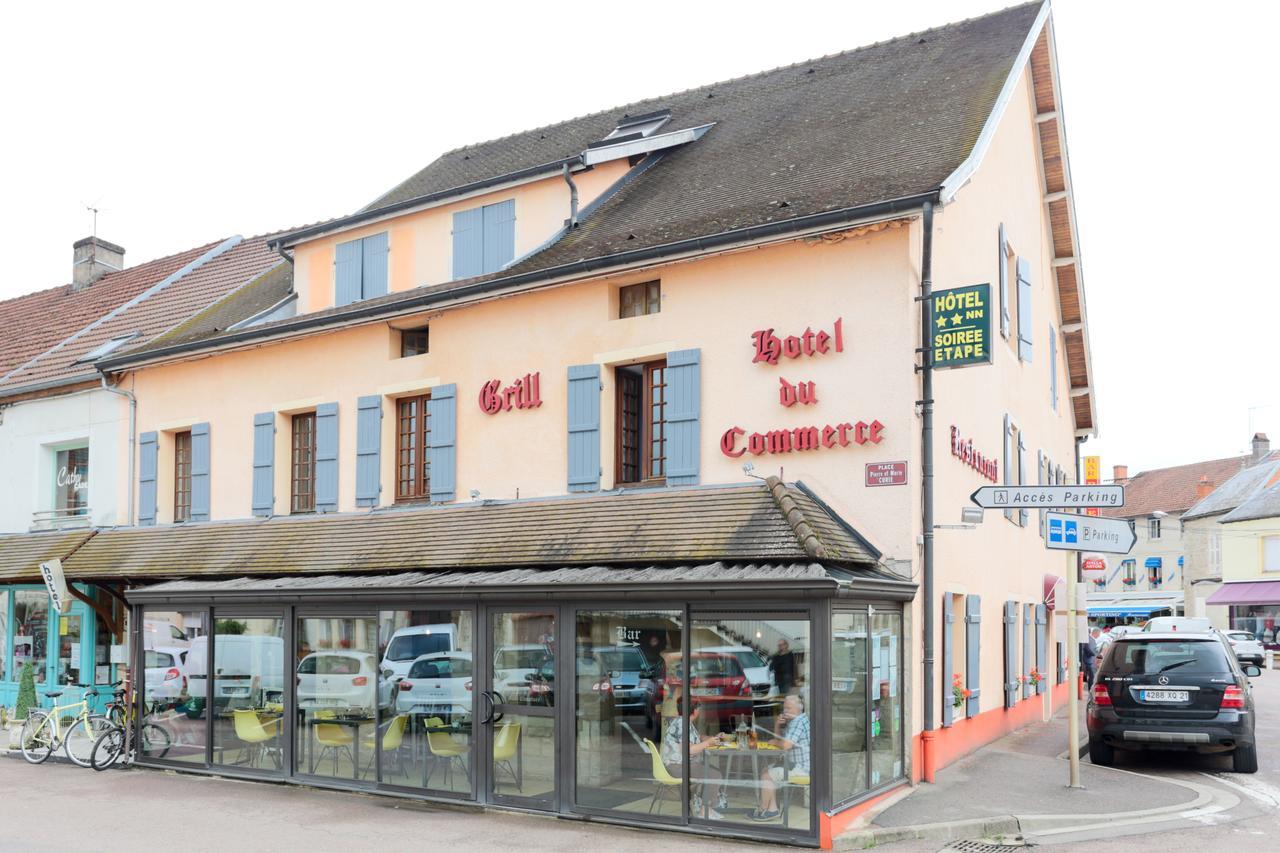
[1,1,1273,475]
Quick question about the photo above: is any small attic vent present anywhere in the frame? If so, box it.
[602,109,671,142]
[75,331,141,364]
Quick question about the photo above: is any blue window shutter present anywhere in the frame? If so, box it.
[452,207,484,280]
[1018,432,1028,528]
[1003,600,1018,708]
[315,402,339,513]
[1016,256,1033,361]
[427,384,457,503]
[190,422,211,522]
[355,395,382,507]
[1036,605,1048,695]
[965,595,981,716]
[1002,414,1014,523]
[942,595,954,727]
[1037,449,1046,538]
[335,239,363,307]
[361,232,389,299]
[481,199,516,274]
[998,224,1010,339]
[138,431,158,526]
[1022,604,1033,699]
[665,348,701,486]
[567,364,601,493]
[1049,324,1058,411]
[252,412,275,517]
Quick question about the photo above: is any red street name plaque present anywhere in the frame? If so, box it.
[865,462,907,487]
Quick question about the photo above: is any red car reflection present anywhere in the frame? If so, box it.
[656,651,754,729]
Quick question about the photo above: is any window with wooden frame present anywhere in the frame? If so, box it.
[401,326,429,358]
[290,412,317,514]
[618,281,661,319]
[173,430,193,522]
[396,394,431,500]
[615,360,667,485]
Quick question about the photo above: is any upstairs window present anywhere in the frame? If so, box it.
[1264,536,1280,573]
[335,232,389,307]
[452,199,515,280]
[54,447,89,518]
[174,431,192,522]
[619,281,660,318]
[401,327,429,358]
[1148,518,1162,539]
[1015,257,1033,362]
[615,360,667,485]
[1122,559,1137,586]
[396,394,432,501]
[291,412,317,514]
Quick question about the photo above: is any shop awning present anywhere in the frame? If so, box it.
[1144,557,1162,569]
[1088,605,1166,617]
[0,528,96,583]
[1206,581,1280,606]
[126,561,917,604]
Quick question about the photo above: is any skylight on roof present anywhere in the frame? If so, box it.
[603,109,671,141]
[75,331,141,364]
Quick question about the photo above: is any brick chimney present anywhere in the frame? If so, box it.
[1112,465,1129,484]
[1253,433,1271,464]
[1196,475,1215,500]
[72,236,125,290]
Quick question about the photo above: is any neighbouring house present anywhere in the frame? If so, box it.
[1182,434,1280,629]
[1089,452,1256,622]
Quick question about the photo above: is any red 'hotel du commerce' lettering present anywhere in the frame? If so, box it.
[751,318,844,365]
[720,420,884,457]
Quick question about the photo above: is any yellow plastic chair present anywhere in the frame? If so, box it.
[425,716,470,787]
[232,709,281,769]
[360,714,408,779]
[492,721,522,790]
[643,738,681,815]
[313,712,354,775]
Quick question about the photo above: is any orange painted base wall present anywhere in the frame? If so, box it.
[819,679,1075,849]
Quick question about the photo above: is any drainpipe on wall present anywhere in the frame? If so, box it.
[99,372,136,526]
[562,162,579,227]
[919,201,938,783]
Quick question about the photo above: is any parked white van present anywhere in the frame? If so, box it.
[1143,616,1214,634]
[380,624,459,680]
[185,634,286,712]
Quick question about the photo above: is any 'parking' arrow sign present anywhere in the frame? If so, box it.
[1044,511,1136,555]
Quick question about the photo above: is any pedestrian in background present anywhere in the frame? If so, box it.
[1081,628,1100,685]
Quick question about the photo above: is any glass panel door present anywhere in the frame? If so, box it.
[869,610,903,787]
[141,608,206,764]
[831,610,869,803]
[688,613,812,832]
[486,610,557,808]
[212,615,285,772]
[295,614,379,782]
[377,608,475,796]
[573,609,682,818]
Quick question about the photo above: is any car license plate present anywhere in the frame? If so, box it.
[691,687,718,697]
[1142,689,1189,702]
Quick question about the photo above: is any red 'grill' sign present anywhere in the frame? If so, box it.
[865,462,907,487]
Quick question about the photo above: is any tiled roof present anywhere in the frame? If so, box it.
[1184,454,1280,521]
[113,3,1045,364]
[0,241,222,383]
[149,261,293,348]
[0,528,96,580]
[19,482,879,584]
[1099,455,1249,519]
[1220,469,1280,524]
[0,237,287,395]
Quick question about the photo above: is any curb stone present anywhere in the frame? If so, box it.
[835,816,1022,850]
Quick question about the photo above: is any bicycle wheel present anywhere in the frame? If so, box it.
[20,712,55,765]
[140,722,173,758]
[90,725,126,771]
[107,703,126,728]
[64,715,110,767]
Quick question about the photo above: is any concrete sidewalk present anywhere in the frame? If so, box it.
[837,704,1208,849]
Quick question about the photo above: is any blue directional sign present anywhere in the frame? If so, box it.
[1044,511,1135,555]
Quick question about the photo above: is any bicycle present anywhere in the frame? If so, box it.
[89,693,174,771]
[19,683,114,767]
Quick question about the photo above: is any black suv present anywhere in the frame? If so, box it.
[1088,632,1262,773]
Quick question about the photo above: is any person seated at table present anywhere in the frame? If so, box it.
[660,685,729,820]
[751,694,810,822]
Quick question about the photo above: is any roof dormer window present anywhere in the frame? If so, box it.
[602,109,671,142]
